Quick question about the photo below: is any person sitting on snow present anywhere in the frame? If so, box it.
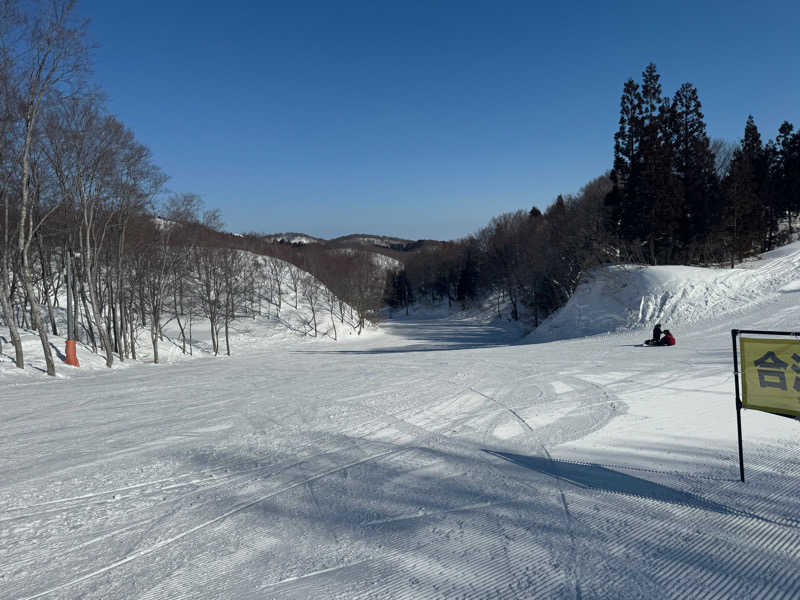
[650,323,663,344]
[657,329,676,346]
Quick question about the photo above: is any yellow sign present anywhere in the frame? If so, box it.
[740,337,800,417]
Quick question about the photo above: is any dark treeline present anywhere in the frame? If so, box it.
[607,63,800,266]
[386,63,800,323]
[385,175,612,325]
[0,1,384,376]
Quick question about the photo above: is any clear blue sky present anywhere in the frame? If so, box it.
[77,0,799,241]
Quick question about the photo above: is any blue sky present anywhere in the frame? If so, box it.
[77,1,799,241]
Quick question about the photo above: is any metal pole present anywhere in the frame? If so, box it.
[731,329,745,482]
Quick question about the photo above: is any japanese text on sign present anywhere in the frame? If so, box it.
[740,337,800,417]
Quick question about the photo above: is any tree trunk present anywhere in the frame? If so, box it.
[119,290,128,360]
[36,235,59,336]
[129,310,137,360]
[20,256,56,376]
[77,270,96,351]
[109,276,120,356]
[174,278,186,354]
[210,315,218,355]
[0,281,23,368]
[151,319,159,364]
[116,222,127,359]
[73,272,83,343]
[18,135,55,375]
[139,280,147,326]
[224,314,230,356]
[85,263,114,367]
[1,186,22,366]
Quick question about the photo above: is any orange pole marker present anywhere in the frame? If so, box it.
[65,339,80,367]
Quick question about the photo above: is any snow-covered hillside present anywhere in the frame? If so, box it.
[331,247,402,272]
[532,241,800,342]
[329,234,413,249]
[261,233,323,245]
[3,244,800,599]
[0,252,370,379]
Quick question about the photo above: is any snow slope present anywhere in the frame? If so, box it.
[2,245,800,599]
[0,252,371,379]
[532,242,800,342]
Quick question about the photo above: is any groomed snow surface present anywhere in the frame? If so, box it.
[3,244,800,599]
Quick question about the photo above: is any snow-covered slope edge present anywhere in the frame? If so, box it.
[530,241,800,342]
[0,252,376,379]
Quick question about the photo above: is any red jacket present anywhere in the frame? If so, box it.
[663,332,676,346]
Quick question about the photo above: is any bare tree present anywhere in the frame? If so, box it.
[170,245,194,354]
[342,251,383,334]
[220,248,245,355]
[286,263,302,309]
[711,138,737,179]
[193,246,224,355]
[6,0,88,375]
[0,32,24,367]
[301,273,322,337]
[141,223,174,363]
[325,289,338,340]
[44,96,118,366]
[162,194,205,355]
[162,192,203,224]
[266,256,286,317]
[110,129,164,361]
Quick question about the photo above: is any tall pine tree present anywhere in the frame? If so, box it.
[608,77,643,243]
[723,116,766,265]
[607,63,685,264]
[775,122,800,231]
[669,82,720,259]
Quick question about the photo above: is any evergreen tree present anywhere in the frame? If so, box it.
[633,63,677,263]
[612,78,642,189]
[723,116,766,264]
[742,116,772,250]
[608,77,642,242]
[607,63,680,263]
[775,122,800,229]
[669,82,720,258]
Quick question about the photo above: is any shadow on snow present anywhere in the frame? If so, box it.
[297,318,527,355]
[483,450,737,516]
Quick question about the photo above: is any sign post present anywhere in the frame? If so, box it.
[731,329,745,482]
[731,329,800,482]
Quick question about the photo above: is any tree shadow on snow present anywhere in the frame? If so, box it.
[31,427,800,599]
[49,342,66,361]
[297,319,527,355]
[483,450,741,517]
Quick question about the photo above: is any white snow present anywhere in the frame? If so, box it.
[3,243,800,598]
[370,252,402,271]
[262,233,322,245]
[532,243,800,342]
[331,248,402,271]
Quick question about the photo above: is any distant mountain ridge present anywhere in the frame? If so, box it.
[261,232,443,252]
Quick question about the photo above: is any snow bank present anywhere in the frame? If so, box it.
[530,241,800,342]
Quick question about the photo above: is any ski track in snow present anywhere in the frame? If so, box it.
[5,245,800,598]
